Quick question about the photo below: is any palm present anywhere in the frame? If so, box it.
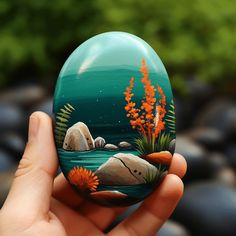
[23,213,66,236]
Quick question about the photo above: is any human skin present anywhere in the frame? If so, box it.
[0,112,187,236]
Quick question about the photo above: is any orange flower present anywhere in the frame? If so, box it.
[139,59,158,140]
[68,167,99,192]
[123,77,145,134]
[155,85,166,137]
[124,59,167,142]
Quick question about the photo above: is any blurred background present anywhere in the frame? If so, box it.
[0,0,236,235]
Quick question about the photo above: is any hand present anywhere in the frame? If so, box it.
[0,112,187,236]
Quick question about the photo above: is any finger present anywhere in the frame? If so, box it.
[109,174,183,236]
[2,112,58,219]
[169,153,187,178]
[79,202,127,230]
[50,198,102,236]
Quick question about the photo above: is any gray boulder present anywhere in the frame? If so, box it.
[214,167,236,186]
[0,149,16,171]
[118,141,132,149]
[196,99,236,136]
[0,133,25,161]
[94,136,106,148]
[225,144,236,170]
[175,135,208,183]
[172,182,236,236]
[0,172,14,208]
[34,98,53,117]
[0,103,26,132]
[104,143,119,150]
[187,127,225,149]
[63,122,95,151]
[0,85,46,108]
[95,153,157,185]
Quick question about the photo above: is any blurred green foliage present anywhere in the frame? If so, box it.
[0,0,235,90]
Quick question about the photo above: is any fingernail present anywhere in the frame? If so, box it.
[28,114,39,142]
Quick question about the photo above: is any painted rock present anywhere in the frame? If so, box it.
[95,153,158,185]
[63,121,95,151]
[53,32,176,207]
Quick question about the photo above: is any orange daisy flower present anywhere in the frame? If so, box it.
[68,167,99,192]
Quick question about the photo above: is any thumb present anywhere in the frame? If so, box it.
[2,112,58,219]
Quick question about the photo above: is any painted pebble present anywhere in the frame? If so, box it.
[53,32,176,207]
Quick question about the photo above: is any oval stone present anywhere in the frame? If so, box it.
[53,32,176,207]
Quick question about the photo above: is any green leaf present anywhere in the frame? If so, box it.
[54,129,66,136]
[55,126,67,132]
[165,119,175,123]
[55,103,76,148]
[67,103,75,110]
[57,112,70,119]
[55,135,63,141]
[143,169,159,184]
[64,105,73,112]
[56,122,68,127]
[60,108,70,115]
[165,100,176,134]
[56,116,68,122]
[168,110,175,115]
[156,132,173,151]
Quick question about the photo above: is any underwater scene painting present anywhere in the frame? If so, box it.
[53,32,176,207]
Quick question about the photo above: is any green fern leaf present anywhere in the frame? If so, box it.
[57,112,70,119]
[64,105,73,112]
[165,100,176,135]
[55,129,66,136]
[56,122,68,128]
[66,103,75,110]
[55,103,76,147]
[55,126,68,132]
[60,108,70,115]
[56,116,68,122]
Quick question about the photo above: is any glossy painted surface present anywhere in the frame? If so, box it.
[53,32,176,206]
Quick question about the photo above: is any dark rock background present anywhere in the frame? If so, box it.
[0,1,236,235]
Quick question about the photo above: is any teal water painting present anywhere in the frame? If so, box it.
[53,32,176,207]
